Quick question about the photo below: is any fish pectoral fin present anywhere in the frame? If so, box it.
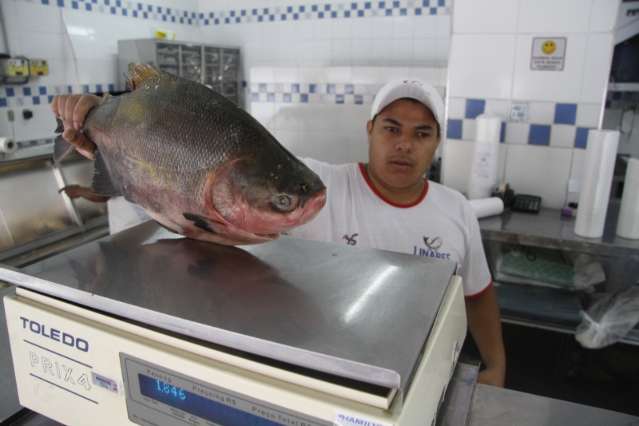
[60,185,110,203]
[182,212,224,235]
[92,151,122,197]
[126,64,161,91]
[55,117,64,133]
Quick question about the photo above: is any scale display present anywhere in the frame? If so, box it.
[138,373,280,425]
[121,354,330,426]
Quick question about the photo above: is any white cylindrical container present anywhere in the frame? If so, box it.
[469,197,504,219]
[0,137,17,154]
[467,115,501,200]
[616,158,639,239]
[575,130,620,238]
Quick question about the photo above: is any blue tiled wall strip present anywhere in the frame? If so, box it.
[36,0,198,24]
[3,84,591,149]
[200,0,450,26]
[249,82,381,105]
[0,83,115,109]
[26,0,449,26]
[0,82,379,108]
[447,99,593,149]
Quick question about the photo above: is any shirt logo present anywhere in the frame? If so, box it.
[423,236,443,250]
[413,235,451,260]
[342,233,359,246]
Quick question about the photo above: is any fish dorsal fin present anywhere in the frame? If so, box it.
[92,151,122,197]
[126,63,160,91]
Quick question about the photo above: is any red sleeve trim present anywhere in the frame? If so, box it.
[358,163,429,208]
[464,280,493,300]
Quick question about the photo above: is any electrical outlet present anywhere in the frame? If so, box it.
[30,59,49,76]
[510,102,529,123]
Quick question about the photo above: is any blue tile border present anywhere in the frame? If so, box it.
[465,99,485,119]
[448,96,601,147]
[554,103,577,125]
[248,81,383,105]
[528,124,551,146]
[574,127,590,149]
[30,0,198,26]
[0,83,117,108]
[24,0,450,27]
[447,119,462,139]
[200,0,450,26]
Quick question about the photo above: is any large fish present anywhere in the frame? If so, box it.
[55,65,326,245]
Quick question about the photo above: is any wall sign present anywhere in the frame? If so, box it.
[530,37,566,71]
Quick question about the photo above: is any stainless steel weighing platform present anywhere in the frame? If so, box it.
[0,221,467,425]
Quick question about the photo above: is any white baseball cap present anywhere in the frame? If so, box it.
[370,79,444,131]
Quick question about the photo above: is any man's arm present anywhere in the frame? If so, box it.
[465,284,506,387]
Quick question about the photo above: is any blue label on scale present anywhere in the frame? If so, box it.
[138,374,283,425]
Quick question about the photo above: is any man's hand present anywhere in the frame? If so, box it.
[51,94,100,160]
[478,365,506,387]
[466,284,507,388]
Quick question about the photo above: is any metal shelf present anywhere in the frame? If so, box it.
[118,39,242,107]
[608,83,639,92]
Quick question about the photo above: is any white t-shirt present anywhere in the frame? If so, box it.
[288,158,492,298]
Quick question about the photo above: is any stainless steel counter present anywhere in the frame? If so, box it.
[470,384,639,426]
[0,221,457,397]
[0,283,20,422]
[479,206,639,259]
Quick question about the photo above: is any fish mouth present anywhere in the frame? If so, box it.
[254,232,279,240]
[297,189,326,224]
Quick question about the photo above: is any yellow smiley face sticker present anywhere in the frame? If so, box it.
[542,40,556,55]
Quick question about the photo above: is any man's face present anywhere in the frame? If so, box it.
[366,99,440,192]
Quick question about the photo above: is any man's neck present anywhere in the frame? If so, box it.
[364,164,426,206]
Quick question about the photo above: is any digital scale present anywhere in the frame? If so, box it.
[1,222,467,426]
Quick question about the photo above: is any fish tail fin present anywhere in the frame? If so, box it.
[59,185,110,203]
[126,63,160,91]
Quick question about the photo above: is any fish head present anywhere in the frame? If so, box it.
[206,151,326,242]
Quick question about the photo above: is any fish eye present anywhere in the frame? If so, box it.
[271,193,298,213]
[277,194,291,208]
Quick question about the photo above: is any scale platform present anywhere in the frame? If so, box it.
[0,222,466,425]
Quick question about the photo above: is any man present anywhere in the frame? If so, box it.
[52,79,506,387]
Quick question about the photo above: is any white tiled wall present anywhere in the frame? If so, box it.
[443,0,621,208]
[197,0,452,72]
[448,35,516,99]
[504,144,573,208]
[2,0,452,152]
[511,34,588,103]
[452,0,518,34]
[1,0,200,145]
[248,66,447,164]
